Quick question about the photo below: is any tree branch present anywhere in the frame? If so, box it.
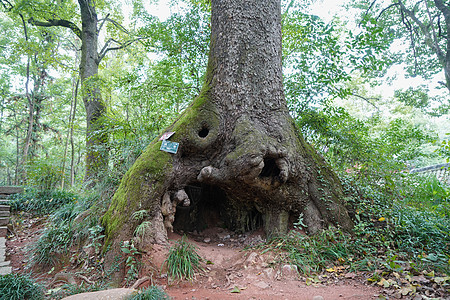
[0,0,13,11]
[99,16,130,35]
[98,37,146,63]
[434,0,450,73]
[376,3,399,22]
[425,0,441,58]
[28,17,82,39]
[351,92,380,110]
[359,0,378,27]
[398,0,445,63]
[97,13,110,34]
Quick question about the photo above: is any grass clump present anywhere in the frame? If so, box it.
[127,286,170,300]
[164,235,203,282]
[0,273,44,300]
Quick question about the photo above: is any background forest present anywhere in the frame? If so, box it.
[0,0,449,298]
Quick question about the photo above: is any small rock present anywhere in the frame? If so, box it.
[281,264,298,277]
[245,252,259,265]
[344,272,356,279]
[312,296,324,300]
[217,232,230,239]
[204,238,211,243]
[263,268,275,280]
[217,243,224,247]
[253,281,270,289]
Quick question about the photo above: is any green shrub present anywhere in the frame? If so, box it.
[8,188,78,216]
[164,236,203,282]
[126,286,170,300]
[0,273,44,300]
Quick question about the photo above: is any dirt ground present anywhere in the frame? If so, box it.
[142,229,383,300]
[6,216,383,300]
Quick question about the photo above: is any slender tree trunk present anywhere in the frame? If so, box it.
[62,77,80,188]
[14,111,20,185]
[103,0,353,281]
[78,0,108,184]
[20,16,32,184]
[70,79,79,187]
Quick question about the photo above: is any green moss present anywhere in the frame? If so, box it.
[170,85,215,139]
[102,140,172,246]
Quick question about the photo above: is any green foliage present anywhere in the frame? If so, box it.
[437,134,450,161]
[164,236,203,282]
[283,11,351,108]
[121,240,141,284]
[84,225,105,256]
[344,171,450,273]
[260,228,369,275]
[0,273,44,300]
[28,216,75,267]
[8,188,78,216]
[392,204,450,255]
[297,101,435,180]
[26,191,103,268]
[256,169,450,277]
[353,0,450,98]
[126,286,171,300]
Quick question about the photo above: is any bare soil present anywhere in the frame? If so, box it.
[142,229,383,300]
[6,216,383,300]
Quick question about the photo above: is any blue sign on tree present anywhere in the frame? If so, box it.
[160,140,179,154]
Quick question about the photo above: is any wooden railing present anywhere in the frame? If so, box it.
[410,163,450,185]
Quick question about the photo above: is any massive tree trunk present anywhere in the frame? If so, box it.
[79,0,108,183]
[103,0,353,267]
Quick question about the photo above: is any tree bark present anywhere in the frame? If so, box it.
[103,0,353,278]
[78,0,108,184]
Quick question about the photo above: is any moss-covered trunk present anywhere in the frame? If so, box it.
[102,0,353,279]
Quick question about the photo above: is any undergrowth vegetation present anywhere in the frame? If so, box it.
[8,188,80,216]
[0,273,44,300]
[257,170,450,297]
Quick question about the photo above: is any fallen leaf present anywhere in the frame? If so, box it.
[398,285,416,296]
[433,276,450,284]
[377,278,390,288]
[425,270,435,277]
[411,275,429,283]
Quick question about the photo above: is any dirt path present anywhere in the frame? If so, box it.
[6,218,382,300]
[143,231,383,300]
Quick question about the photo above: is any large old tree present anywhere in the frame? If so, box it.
[103,0,353,262]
